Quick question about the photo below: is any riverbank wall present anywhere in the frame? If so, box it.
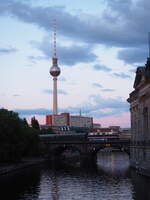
[0,158,47,176]
[130,160,150,178]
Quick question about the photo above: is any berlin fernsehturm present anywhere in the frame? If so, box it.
[49,20,61,115]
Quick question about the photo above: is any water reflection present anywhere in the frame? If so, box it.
[97,151,130,176]
[0,152,150,200]
[131,171,150,200]
[0,167,41,200]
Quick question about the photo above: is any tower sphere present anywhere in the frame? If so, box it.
[50,57,61,77]
[50,65,61,77]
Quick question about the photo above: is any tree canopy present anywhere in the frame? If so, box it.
[0,108,40,162]
[31,116,40,130]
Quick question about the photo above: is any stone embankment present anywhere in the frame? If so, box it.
[0,158,46,176]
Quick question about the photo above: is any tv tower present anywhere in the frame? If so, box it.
[50,20,61,115]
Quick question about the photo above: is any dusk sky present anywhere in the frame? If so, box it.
[0,0,150,127]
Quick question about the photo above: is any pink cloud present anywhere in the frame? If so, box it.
[94,112,130,128]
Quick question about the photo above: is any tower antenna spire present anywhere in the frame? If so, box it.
[53,19,57,58]
[148,32,150,58]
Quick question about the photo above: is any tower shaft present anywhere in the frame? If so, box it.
[53,77,58,115]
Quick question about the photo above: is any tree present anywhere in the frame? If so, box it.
[23,118,29,127]
[31,116,40,130]
[0,109,40,161]
[40,127,55,134]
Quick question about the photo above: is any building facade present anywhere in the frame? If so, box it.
[46,113,93,128]
[70,115,93,128]
[93,123,101,128]
[128,57,150,176]
[119,128,131,140]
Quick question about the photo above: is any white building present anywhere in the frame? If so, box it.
[46,113,93,128]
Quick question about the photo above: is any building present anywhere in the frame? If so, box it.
[46,113,69,127]
[93,123,101,128]
[46,113,93,129]
[127,57,150,176]
[119,128,131,140]
[70,115,93,128]
[109,126,121,132]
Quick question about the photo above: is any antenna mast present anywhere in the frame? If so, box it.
[53,19,57,58]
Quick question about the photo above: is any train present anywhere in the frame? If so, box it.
[87,133,119,142]
[40,132,120,143]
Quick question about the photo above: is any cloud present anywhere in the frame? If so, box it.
[102,89,115,92]
[0,0,150,66]
[28,55,46,64]
[0,0,150,49]
[92,83,114,92]
[15,95,129,118]
[129,68,136,73]
[85,95,129,117]
[15,108,51,115]
[93,64,112,72]
[92,83,103,88]
[118,47,148,64]
[43,89,68,95]
[31,39,97,66]
[13,94,20,97]
[113,72,131,79]
[90,95,128,110]
[0,47,17,55]
[59,77,66,82]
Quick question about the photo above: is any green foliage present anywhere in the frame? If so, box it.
[23,118,29,127]
[0,108,40,162]
[40,127,55,134]
[31,116,40,130]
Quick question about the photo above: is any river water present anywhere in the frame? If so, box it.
[0,152,150,200]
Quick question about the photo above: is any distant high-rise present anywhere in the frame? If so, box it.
[49,20,61,115]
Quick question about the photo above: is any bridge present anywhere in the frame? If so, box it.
[40,133,130,167]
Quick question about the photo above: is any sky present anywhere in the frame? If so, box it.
[0,0,150,127]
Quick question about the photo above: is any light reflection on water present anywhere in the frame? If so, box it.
[0,152,150,200]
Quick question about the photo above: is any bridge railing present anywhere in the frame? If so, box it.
[40,133,130,145]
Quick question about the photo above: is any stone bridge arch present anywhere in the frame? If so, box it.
[40,136,130,167]
[95,146,129,155]
[50,144,82,157]
[47,144,84,165]
[88,144,130,157]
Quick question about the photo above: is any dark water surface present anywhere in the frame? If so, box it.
[0,152,150,200]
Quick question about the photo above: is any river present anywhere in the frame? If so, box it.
[0,151,150,200]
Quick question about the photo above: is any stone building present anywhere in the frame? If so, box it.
[127,57,150,176]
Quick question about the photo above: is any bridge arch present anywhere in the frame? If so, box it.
[40,134,130,167]
[51,145,81,157]
[47,144,83,166]
[88,144,130,158]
